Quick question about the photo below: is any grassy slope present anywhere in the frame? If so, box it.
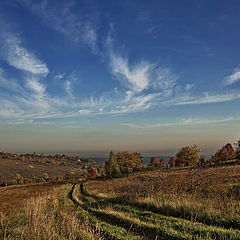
[71,183,240,240]
[0,158,83,181]
[0,183,102,240]
[82,164,240,239]
[1,164,240,240]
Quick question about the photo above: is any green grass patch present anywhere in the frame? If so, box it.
[88,206,240,240]
[71,184,144,240]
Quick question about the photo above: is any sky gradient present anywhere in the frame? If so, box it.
[0,0,240,156]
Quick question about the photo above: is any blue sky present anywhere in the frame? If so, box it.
[0,0,240,155]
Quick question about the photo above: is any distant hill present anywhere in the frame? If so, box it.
[0,152,103,184]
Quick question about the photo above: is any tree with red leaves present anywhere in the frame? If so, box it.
[148,157,158,167]
[235,139,240,161]
[212,143,236,163]
[169,157,176,168]
[159,159,165,168]
[88,168,97,179]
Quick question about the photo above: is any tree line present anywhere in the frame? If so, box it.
[105,139,240,177]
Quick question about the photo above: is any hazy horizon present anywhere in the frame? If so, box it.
[0,1,239,153]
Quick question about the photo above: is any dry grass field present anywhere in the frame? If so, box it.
[83,164,240,239]
[0,183,102,240]
[1,164,240,239]
[0,158,83,182]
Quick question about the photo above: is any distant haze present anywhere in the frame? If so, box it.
[0,121,238,157]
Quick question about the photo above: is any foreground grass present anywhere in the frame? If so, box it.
[71,184,144,240]
[0,184,102,240]
[73,183,240,240]
[1,164,240,239]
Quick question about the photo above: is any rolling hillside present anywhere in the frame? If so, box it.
[1,164,240,239]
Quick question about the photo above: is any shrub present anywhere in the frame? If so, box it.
[55,175,64,181]
[175,145,201,167]
[42,173,50,182]
[88,168,98,179]
[15,173,24,185]
[64,172,75,180]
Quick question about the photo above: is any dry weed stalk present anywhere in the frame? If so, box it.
[0,212,10,240]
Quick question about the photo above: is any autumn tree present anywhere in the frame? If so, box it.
[116,151,144,174]
[159,159,165,168]
[88,168,98,179]
[175,145,201,167]
[105,151,121,177]
[236,139,240,161]
[148,157,158,167]
[169,157,176,168]
[212,143,236,163]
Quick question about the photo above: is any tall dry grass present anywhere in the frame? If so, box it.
[85,165,240,228]
[0,184,103,240]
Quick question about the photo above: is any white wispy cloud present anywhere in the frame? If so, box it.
[185,83,194,91]
[107,32,176,96]
[110,53,153,92]
[1,7,240,122]
[0,32,49,75]
[0,25,52,116]
[78,109,94,115]
[23,74,50,110]
[65,80,73,98]
[152,68,177,93]
[223,68,240,86]
[103,33,178,114]
[63,72,79,101]
[0,99,25,118]
[121,116,240,129]
[19,0,98,53]
[169,92,240,106]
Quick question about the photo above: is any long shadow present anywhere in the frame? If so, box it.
[81,183,240,230]
[69,183,146,240]
[87,208,174,240]
[79,184,191,240]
